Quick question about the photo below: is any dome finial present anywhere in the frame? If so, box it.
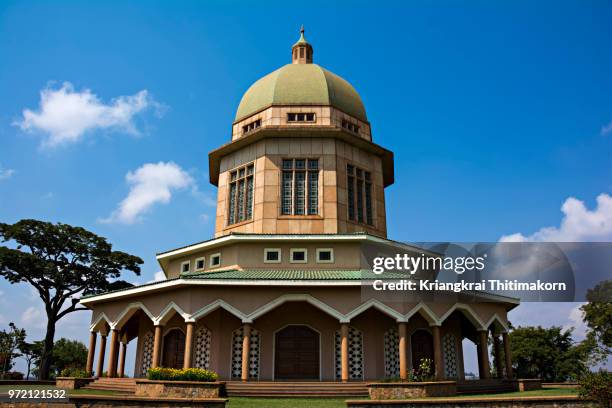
[292,26,313,64]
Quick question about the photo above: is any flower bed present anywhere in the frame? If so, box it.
[368,381,457,399]
[147,367,218,382]
[137,367,223,398]
[135,379,224,398]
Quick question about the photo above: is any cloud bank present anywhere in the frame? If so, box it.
[15,82,161,147]
[500,193,612,242]
[102,162,194,224]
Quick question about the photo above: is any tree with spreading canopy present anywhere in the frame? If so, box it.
[0,219,143,379]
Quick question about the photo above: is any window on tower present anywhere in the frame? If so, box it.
[242,119,261,135]
[280,158,319,216]
[342,119,360,134]
[347,164,373,226]
[287,112,316,123]
[227,163,254,225]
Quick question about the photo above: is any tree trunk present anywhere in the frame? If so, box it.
[38,316,56,380]
[26,360,31,380]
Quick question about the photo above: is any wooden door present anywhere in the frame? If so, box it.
[411,330,434,372]
[162,329,186,369]
[274,325,319,380]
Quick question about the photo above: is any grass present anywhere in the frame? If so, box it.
[227,397,365,408]
[457,387,578,399]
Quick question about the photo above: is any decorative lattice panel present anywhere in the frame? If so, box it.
[334,326,364,380]
[194,327,212,370]
[384,328,400,378]
[442,333,458,378]
[141,332,154,376]
[231,327,260,379]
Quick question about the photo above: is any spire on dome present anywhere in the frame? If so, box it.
[292,26,313,64]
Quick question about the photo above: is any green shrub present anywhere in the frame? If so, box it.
[60,367,89,378]
[147,367,218,382]
[579,371,611,408]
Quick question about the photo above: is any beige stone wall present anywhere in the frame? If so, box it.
[164,241,363,279]
[231,106,372,141]
[214,137,387,238]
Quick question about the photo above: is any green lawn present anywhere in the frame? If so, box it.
[457,387,578,399]
[227,397,365,408]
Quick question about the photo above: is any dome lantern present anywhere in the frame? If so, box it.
[292,25,313,64]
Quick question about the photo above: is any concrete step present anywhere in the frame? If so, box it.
[225,381,368,397]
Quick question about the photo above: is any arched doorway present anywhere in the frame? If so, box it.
[411,329,434,371]
[162,329,185,369]
[274,325,319,380]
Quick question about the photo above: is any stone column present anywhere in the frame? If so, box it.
[86,331,97,376]
[107,329,119,377]
[478,330,491,379]
[340,323,349,382]
[241,324,251,381]
[502,332,513,379]
[493,334,503,378]
[117,341,127,378]
[152,325,163,368]
[398,323,408,380]
[183,322,195,369]
[96,333,107,377]
[432,325,443,380]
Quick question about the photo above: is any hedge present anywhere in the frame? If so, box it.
[147,367,218,382]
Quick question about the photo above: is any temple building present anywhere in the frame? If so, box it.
[81,29,518,384]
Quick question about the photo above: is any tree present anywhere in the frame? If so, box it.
[19,341,43,380]
[581,280,612,353]
[49,338,88,377]
[0,323,26,378]
[510,326,593,381]
[0,219,142,379]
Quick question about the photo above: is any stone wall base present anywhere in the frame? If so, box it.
[346,396,590,408]
[5,395,227,408]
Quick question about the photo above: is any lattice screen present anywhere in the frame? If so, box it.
[231,327,260,379]
[194,326,212,370]
[384,328,400,378]
[442,333,458,378]
[140,332,154,376]
[334,326,364,380]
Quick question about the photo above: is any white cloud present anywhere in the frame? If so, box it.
[21,306,45,329]
[101,161,194,224]
[200,213,210,223]
[601,121,612,135]
[154,271,166,281]
[500,193,612,242]
[563,303,588,340]
[0,165,15,180]
[14,82,162,147]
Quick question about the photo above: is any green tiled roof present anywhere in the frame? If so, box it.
[183,269,412,280]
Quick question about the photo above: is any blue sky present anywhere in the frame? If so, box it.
[1,1,611,375]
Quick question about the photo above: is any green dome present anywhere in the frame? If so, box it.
[235,63,367,122]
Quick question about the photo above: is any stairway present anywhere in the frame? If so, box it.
[456,379,517,395]
[225,381,369,397]
[80,377,137,394]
